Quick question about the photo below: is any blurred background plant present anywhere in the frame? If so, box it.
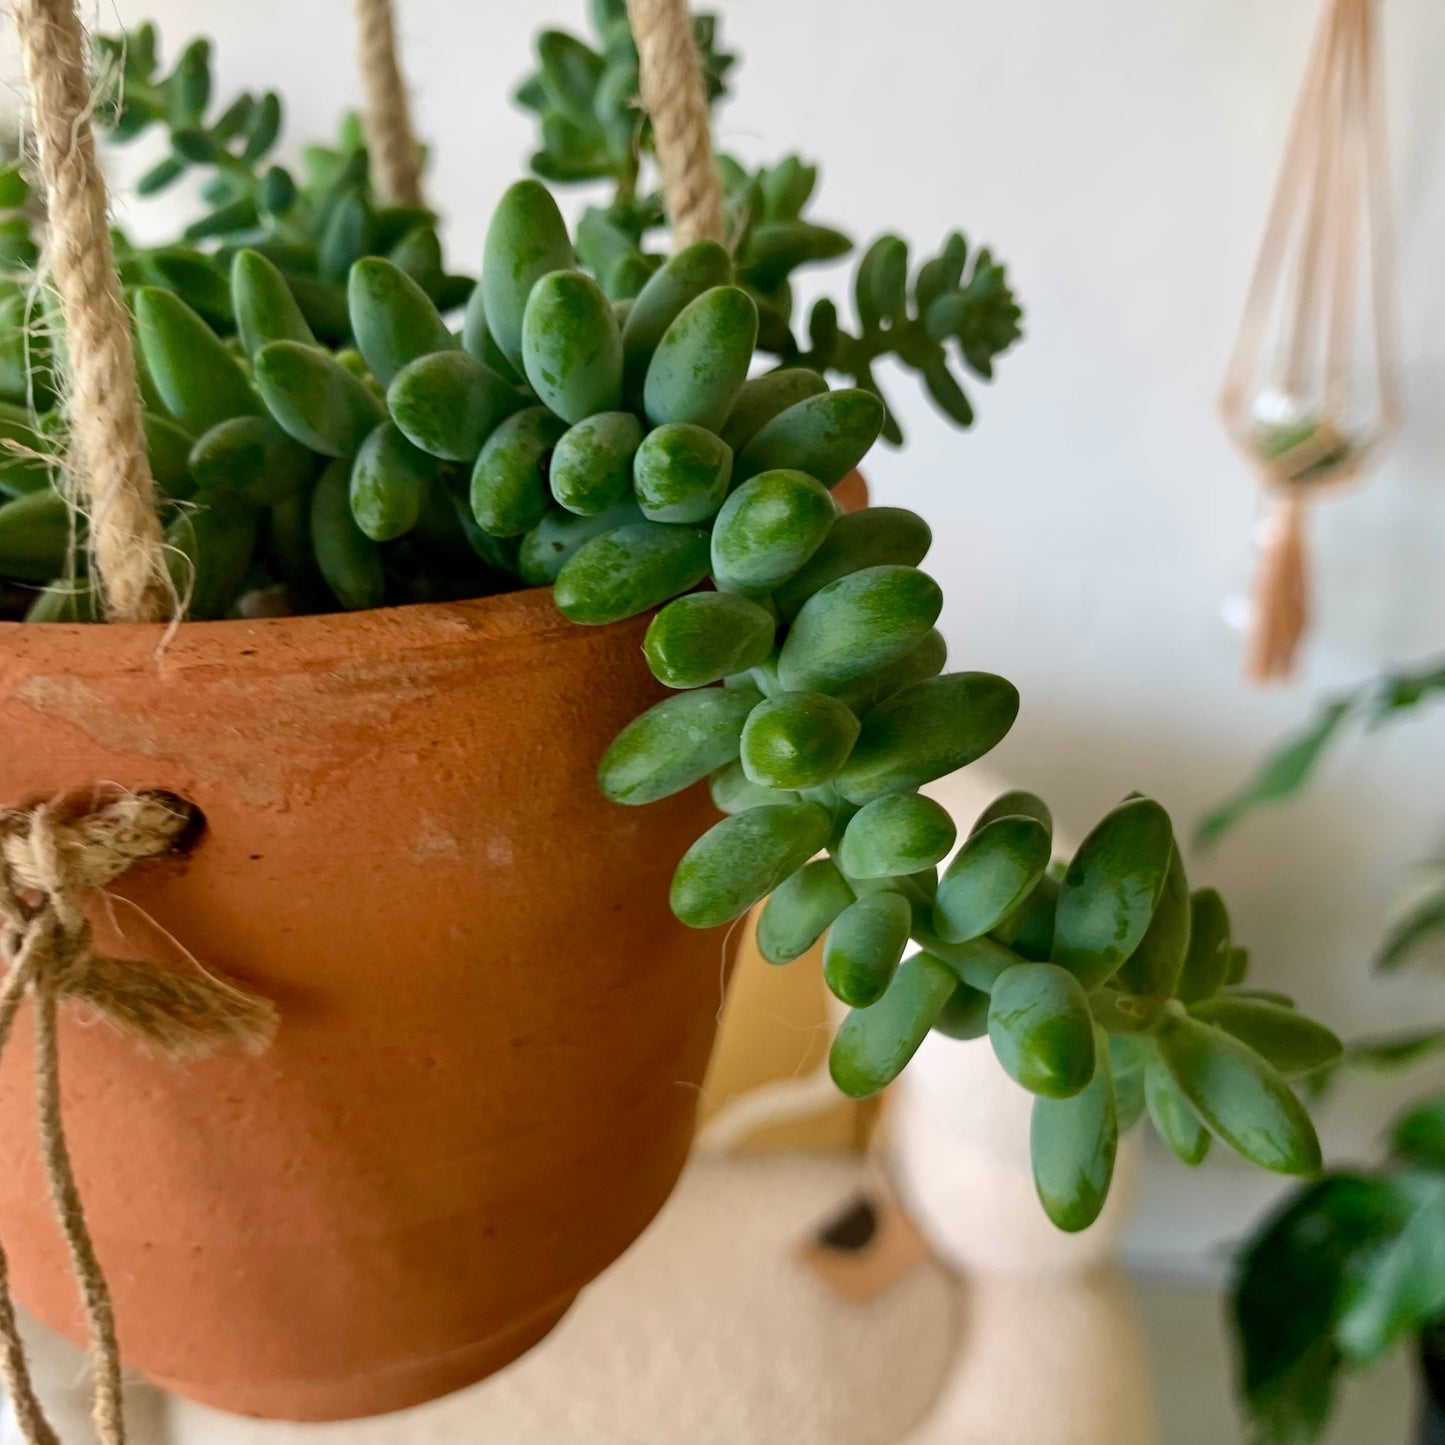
[1199,654,1445,1443]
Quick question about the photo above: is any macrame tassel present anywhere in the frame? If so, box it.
[1244,495,1311,684]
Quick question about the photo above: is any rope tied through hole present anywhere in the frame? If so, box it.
[0,792,276,1445]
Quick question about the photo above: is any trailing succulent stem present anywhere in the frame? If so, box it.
[0,19,1332,1236]
[515,2,1022,444]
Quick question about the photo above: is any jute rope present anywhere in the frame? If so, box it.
[1219,0,1399,683]
[626,0,725,249]
[0,792,277,1445]
[13,0,171,625]
[351,0,425,208]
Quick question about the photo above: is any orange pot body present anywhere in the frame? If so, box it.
[0,592,727,1421]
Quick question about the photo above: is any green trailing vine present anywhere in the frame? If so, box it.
[1200,653,1445,971]
[1205,657,1445,1442]
[0,18,1341,1237]
[515,0,1022,443]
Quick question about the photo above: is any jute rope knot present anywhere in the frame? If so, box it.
[626,0,725,249]
[0,793,276,1445]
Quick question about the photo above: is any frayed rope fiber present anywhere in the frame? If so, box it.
[626,0,725,250]
[14,0,172,625]
[0,792,276,1445]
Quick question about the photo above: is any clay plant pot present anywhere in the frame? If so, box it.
[0,589,728,1421]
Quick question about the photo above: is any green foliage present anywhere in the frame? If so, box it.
[1234,1139,1445,1443]
[1201,654,1445,978]
[0,19,1332,1252]
[512,6,1022,444]
[90,22,470,340]
[1205,658,1445,1441]
[1199,657,1445,847]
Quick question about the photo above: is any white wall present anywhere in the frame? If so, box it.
[5,0,1445,1266]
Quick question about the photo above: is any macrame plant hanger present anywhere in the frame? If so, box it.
[0,0,721,1440]
[1219,0,1400,683]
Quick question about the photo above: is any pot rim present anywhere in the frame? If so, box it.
[0,584,625,676]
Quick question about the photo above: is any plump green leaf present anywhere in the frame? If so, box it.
[987,962,1096,1099]
[1189,997,1342,1077]
[231,249,315,361]
[778,564,942,693]
[310,456,384,609]
[621,240,734,400]
[254,340,385,457]
[709,757,797,815]
[829,951,958,1098]
[933,814,1051,944]
[756,858,854,964]
[470,406,567,537]
[480,179,576,370]
[1145,1060,1211,1165]
[991,872,1061,962]
[721,369,828,453]
[933,980,992,1040]
[522,268,624,423]
[348,256,454,387]
[970,790,1053,837]
[633,422,732,523]
[1114,844,1190,1002]
[388,351,527,462]
[740,690,860,790]
[671,802,833,928]
[643,592,775,689]
[0,489,72,583]
[831,629,950,716]
[133,287,260,433]
[1051,797,1174,991]
[772,506,931,621]
[598,686,755,805]
[554,520,711,625]
[837,793,957,879]
[711,468,837,599]
[550,410,642,515]
[188,414,314,506]
[1176,887,1232,1004]
[735,388,885,488]
[643,284,758,432]
[1156,1013,1321,1174]
[166,495,262,620]
[915,931,1023,993]
[349,421,436,541]
[837,672,1019,805]
[823,891,912,1007]
[1031,1024,1118,1231]
[517,499,640,586]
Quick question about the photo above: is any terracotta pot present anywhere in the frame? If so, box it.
[0,590,728,1421]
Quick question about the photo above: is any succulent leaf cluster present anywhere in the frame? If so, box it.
[0,21,1338,1237]
[514,3,1022,443]
[93,23,471,342]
